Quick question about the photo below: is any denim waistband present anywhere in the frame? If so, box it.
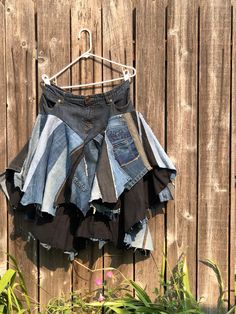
[39,79,130,107]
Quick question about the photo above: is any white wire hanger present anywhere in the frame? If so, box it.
[41,28,136,89]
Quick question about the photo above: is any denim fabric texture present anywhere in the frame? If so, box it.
[0,78,177,261]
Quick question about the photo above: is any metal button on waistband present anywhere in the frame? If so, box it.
[57,97,64,104]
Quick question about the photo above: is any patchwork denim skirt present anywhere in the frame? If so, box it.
[0,79,177,261]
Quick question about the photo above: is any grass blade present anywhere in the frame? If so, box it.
[128,279,151,306]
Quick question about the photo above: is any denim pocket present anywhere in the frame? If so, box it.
[40,94,64,112]
[107,125,139,167]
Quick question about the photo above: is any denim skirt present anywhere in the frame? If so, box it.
[0,79,177,261]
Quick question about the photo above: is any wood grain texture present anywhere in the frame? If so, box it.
[198,0,231,310]
[166,0,198,298]
[134,0,167,299]
[102,0,134,286]
[70,0,104,295]
[230,0,236,308]
[5,0,38,306]
[0,1,7,277]
[36,0,72,310]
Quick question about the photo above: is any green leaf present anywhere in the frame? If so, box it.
[0,304,5,314]
[0,269,16,294]
[6,253,31,310]
[128,280,151,306]
[183,256,191,294]
[108,307,130,314]
[7,288,12,312]
[225,305,236,314]
[199,258,227,313]
[177,310,205,314]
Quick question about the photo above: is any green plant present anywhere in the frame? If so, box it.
[0,251,235,314]
[0,253,33,313]
[42,254,236,314]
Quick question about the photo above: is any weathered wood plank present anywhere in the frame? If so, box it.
[70,0,104,295]
[5,0,38,306]
[166,0,198,298]
[230,0,236,308]
[102,0,134,286]
[0,1,7,277]
[198,0,231,310]
[134,0,167,299]
[36,0,72,310]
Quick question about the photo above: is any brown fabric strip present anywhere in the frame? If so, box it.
[96,137,117,203]
[123,112,152,171]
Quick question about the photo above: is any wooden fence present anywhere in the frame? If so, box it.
[0,0,235,312]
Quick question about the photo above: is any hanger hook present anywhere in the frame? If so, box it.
[78,28,92,57]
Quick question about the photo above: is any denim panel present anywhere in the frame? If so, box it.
[0,171,9,200]
[13,114,47,189]
[123,112,152,171]
[20,127,63,207]
[106,121,139,166]
[138,112,177,179]
[106,114,139,165]
[71,137,105,215]
[39,79,134,143]
[124,217,153,251]
[89,174,103,201]
[21,115,63,192]
[20,121,84,216]
[105,133,131,199]
[106,114,150,190]
[70,157,90,215]
[123,158,149,190]
[159,182,175,202]
[89,237,107,249]
[40,147,68,215]
[90,201,121,220]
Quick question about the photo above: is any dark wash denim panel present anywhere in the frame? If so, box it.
[39,79,134,142]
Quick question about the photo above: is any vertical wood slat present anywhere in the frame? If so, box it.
[102,0,134,285]
[230,0,236,308]
[134,0,167,299]
[198,0,231,311]
[36,1,72,311]
[0,1,7,277]
[166,0,198,298]
[70,0,103,294]
[5,0,38,307]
